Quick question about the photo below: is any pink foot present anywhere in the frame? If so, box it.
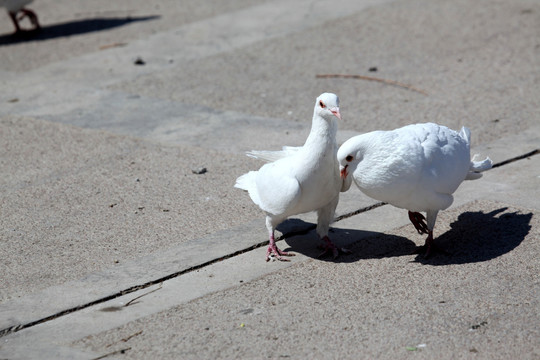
[10,8,40,34]
[266,243,294,262]
[413,231,448,258]
[20,9,39,26]
[317,236,351,259]
[408,211,429,235]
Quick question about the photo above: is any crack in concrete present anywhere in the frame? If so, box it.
[491,149,539,168]
[0,148,538,338]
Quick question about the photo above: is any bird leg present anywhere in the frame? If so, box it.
[20,8,40,30]
[8,12,21,33]
[419,230,435,258]
[413,230,449,258]
[318,236,339,259]
[408,211,429,234]
[410,210,447,258]
[266,233,294,262]
[9,8,40,34]
[317,236,351,259]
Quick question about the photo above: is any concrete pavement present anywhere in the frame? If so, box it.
[0,0,539,358]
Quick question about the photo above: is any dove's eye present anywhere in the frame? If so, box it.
[319,100,326,108]
[346,155,353,162]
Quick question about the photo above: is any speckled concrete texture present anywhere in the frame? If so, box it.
[74,201,539,360]
[110,0,540,144]
[0,115,260,302]
[0,0,538,358]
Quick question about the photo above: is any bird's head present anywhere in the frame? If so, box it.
[337,146,357,192]
[315,93,341,121]
[337,138,362,180]
[338,156,353,179]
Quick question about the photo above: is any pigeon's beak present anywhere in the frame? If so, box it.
[330,107,341,120]
[340,164,348,179]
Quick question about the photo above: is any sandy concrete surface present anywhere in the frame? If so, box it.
[0,115,260,302]
[0,0,272,72]
[75,201,539,360]
[0,0,538,358]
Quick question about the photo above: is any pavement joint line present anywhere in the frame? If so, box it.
[0,239,265,338]
[0,148,537,339]
[491,149,539,169]
[334,202,388,222]
[0,228,314,338]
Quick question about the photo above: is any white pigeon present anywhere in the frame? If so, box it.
[235,93,347,261]
[1,0,39,33]
[337,122,492,256]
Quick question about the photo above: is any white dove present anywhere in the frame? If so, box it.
[235,93,347,261]
[1,0,40,33]
[337,122,492,256]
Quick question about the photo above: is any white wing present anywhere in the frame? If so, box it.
[246,146,301,163]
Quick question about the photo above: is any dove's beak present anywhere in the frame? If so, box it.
[330,107,341,120]
[340,164,348,179]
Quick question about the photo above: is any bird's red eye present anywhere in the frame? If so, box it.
[319,100,326,108]
[346,155,353,162]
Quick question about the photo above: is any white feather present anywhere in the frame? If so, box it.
[246,146,301,163]
[235,93,344,259]
[338,122,492,232]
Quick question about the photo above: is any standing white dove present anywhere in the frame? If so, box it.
[337,122,492,257]
[235,93,348,261]
[1,0,40,33]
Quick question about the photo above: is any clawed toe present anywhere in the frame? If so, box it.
[408,211,429,235]
[317,246,351,259]
[266,244,295,262]
[317,245,339,259]
[266,254,291,262]
[339,247,352,254]
[317,236,351,259]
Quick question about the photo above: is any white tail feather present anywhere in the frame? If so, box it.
[234,171,261,206]
[246,146,300,163]
[465,154,493,180]
[234,171,255,190]
[459,126,471,144]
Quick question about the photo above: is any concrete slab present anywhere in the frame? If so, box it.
[0,199,535,359]
[0,0,538,358]
[2,0,538,153]
[0,0,273,72]
[1,0,395,154]
[110,0,540,145]
[0,115,265,304]
[0,114,365,330]
[70,201,537,360]
[1,126,537,358]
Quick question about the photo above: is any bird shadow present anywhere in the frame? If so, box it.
[0,16,160,45]
[278,219,417,264]
[414,207,533,266]
[278,206,532,265]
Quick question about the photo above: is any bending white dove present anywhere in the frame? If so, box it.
[1,0,40,33]
[337,122,492,256]
[235,93,348,261]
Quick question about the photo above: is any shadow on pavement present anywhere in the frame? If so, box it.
[279,206,532,265]
[0,16,160,45]
[415,207,533,266]
[279,219,416,263]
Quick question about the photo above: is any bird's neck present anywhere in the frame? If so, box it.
[304,115,337,149]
